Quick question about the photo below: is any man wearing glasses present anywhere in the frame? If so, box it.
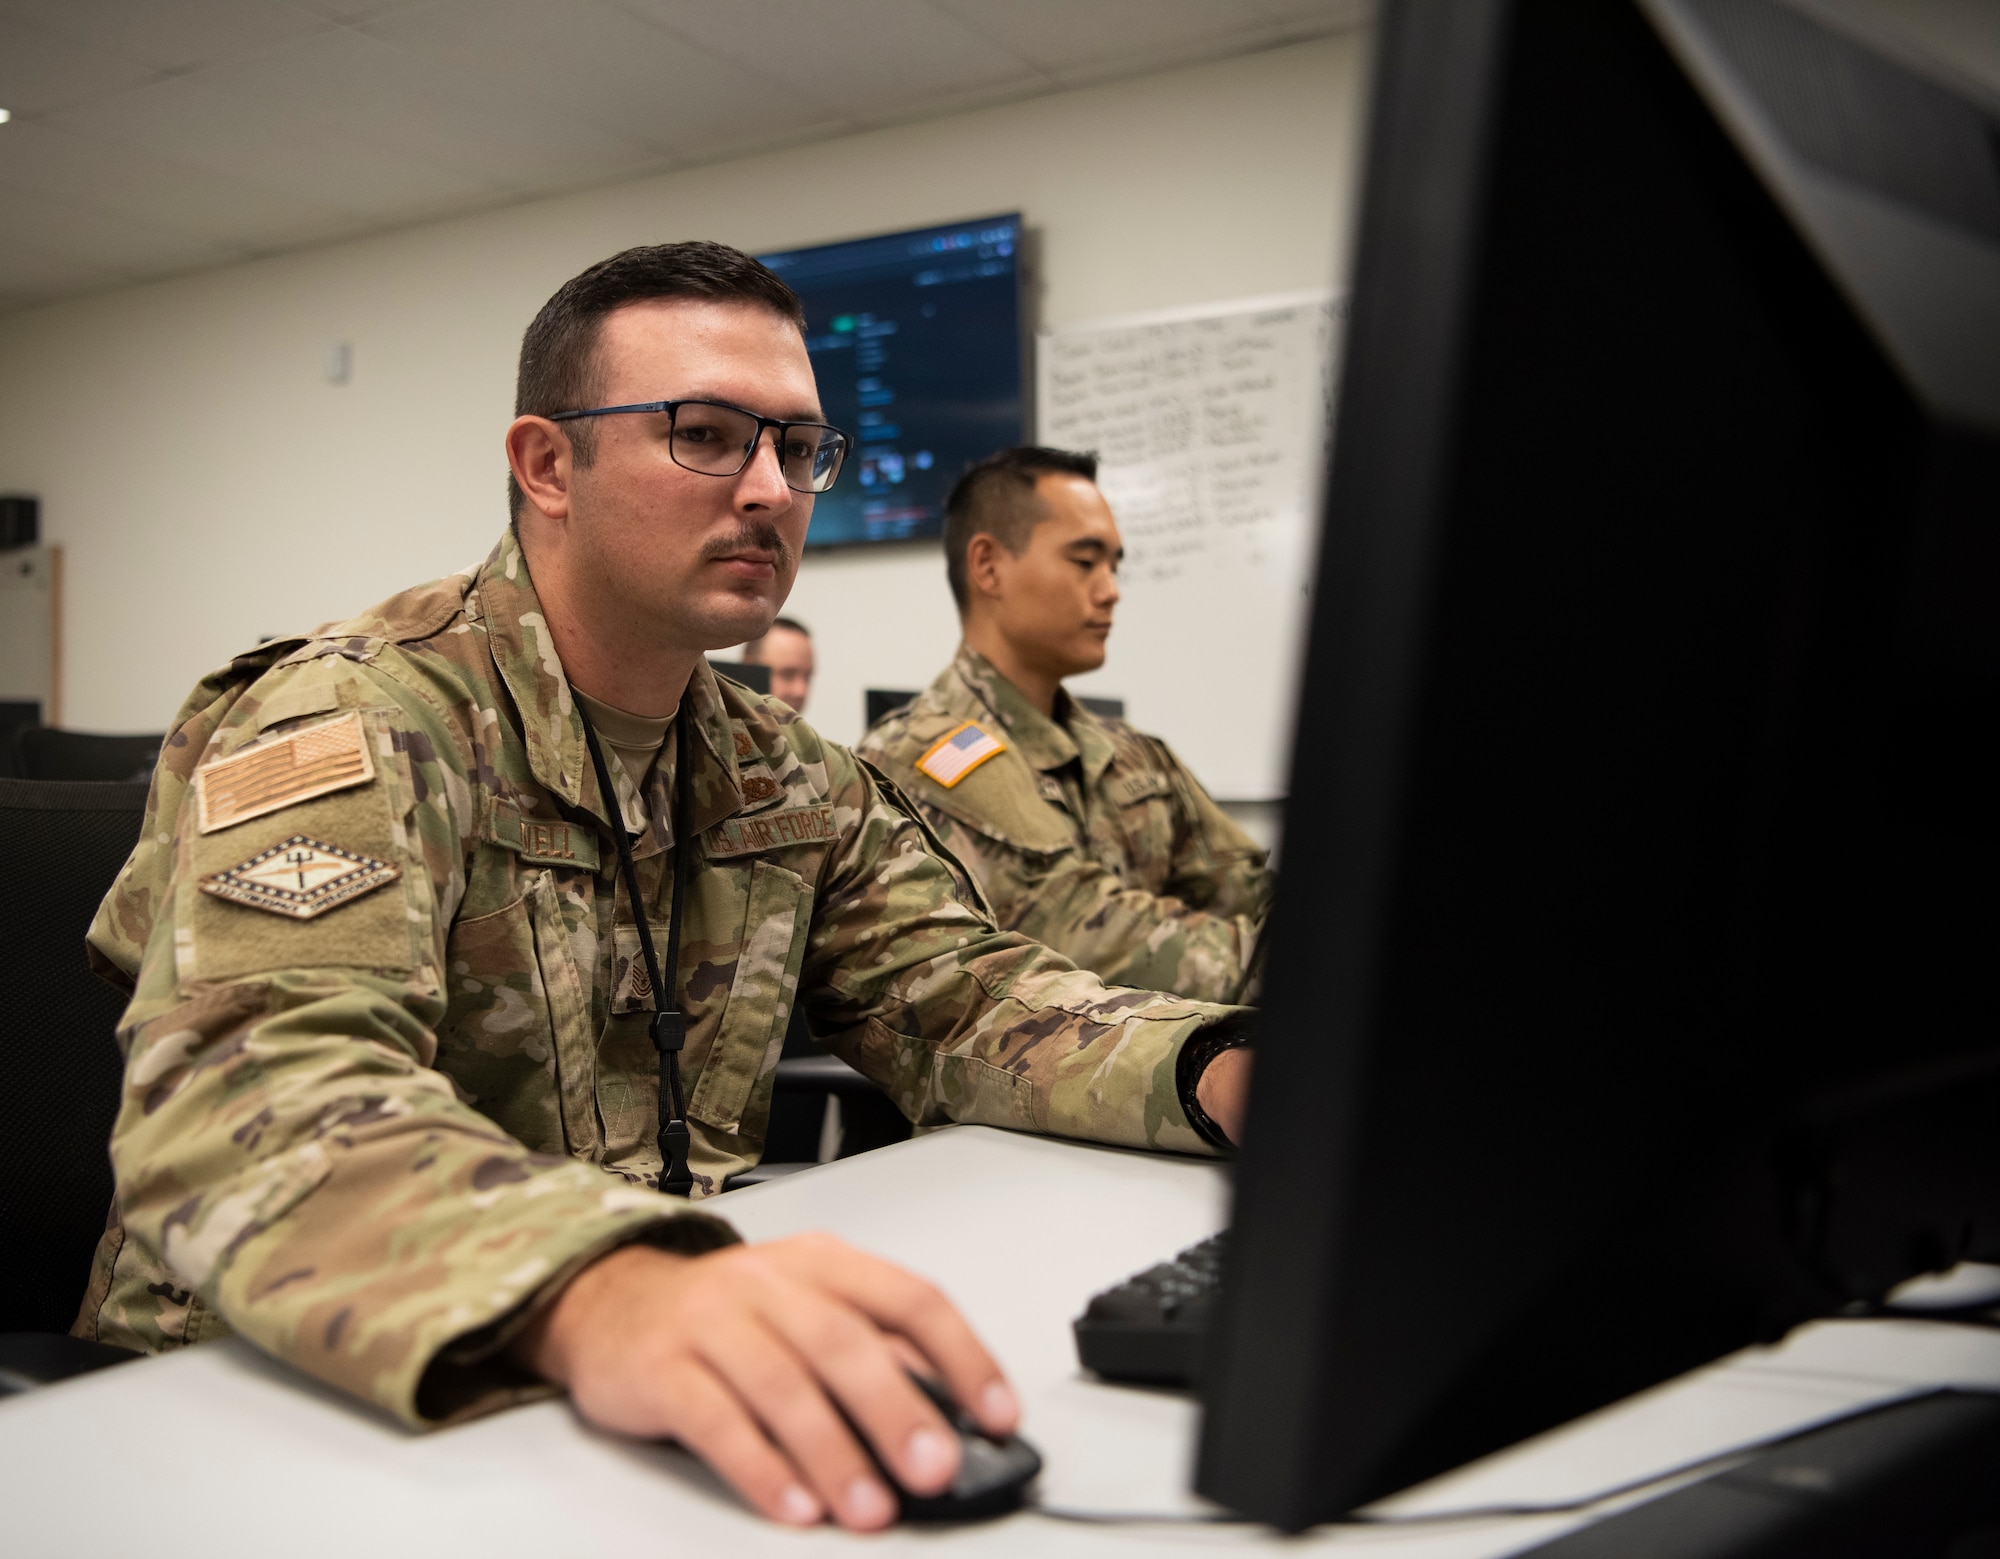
[76,243,1253,1532]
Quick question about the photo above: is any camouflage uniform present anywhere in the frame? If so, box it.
[73,533,1240,1428]
[858,647,1270,1004]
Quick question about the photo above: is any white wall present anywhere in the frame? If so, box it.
[0,32,1369,776]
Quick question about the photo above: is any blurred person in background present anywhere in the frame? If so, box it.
[742,615,813,713]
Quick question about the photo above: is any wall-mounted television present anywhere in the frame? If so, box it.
[759,214,1024,550]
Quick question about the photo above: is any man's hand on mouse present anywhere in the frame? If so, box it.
[509,1232,1019,1531]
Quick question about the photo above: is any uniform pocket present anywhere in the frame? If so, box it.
[686,861,811,1135]
[525,869,600,1158]
[436,869,597,1158]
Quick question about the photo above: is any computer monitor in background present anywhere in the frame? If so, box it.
[707,660,771,696]
[1198,0,2000,1531]
[759,216,1025,550]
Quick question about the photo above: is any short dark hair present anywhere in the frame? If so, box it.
[509,241,807,517]
[942,446,1100,612]
[743,616,810,660]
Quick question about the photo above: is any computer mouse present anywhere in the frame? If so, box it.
[874,1371,1042,1523]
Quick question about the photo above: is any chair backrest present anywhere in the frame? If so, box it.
[0,778,147,1332]
[0,703,39,779]
[864,689,920,731]
[15,728,163,784]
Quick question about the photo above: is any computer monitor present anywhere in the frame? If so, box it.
[707,659,771,696]
[1198,0,2000,1531]
[758,215,1025,550]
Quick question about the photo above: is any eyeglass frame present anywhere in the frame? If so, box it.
[544,397,851,494]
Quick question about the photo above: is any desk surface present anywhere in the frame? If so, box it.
[8,1125,2000,1556]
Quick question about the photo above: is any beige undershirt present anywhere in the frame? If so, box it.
[573,688,674,799]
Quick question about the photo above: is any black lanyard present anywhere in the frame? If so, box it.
[578,702,694,1197]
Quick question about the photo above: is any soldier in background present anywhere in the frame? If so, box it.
[74,247,1254,1532]
[742,613,814,713]
[859,447,1270,1005]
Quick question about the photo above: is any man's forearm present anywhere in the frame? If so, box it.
[109,974,704,1426]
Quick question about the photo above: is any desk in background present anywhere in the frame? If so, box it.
[6,1126,1999,1556]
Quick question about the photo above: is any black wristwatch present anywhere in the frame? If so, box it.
[1176,1016,1253,1150]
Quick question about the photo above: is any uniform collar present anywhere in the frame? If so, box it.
[946,644,1117,788]
[476,531,745,852]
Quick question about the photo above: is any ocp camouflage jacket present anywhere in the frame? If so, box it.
[73,533,1238,1428]
[858,647,1272,1004]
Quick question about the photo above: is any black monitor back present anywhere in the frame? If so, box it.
[1198,0,2000,1530]
[707,659,771,696]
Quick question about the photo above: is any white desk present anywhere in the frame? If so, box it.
[7,1126,2000,1556]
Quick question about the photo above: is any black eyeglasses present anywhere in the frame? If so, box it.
[548,397,850,494]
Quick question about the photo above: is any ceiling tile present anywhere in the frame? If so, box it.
[0,0,1369,313]
[37,27,659,221]
[0,240,137,309]
[0,182,236,279]
[614,0,1044,120]
[0,0,334,74]
[0,14,161,115]
[928,0,1354,80]
[293,0,432,22]
[0,116,349,252]
[1249,0,1373,31]
[360,0,834,160]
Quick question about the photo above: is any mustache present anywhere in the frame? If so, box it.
[699,521,795,572]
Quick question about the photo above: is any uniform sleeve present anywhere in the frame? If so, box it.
[99,655,728,1427]
[800,748,1246,1152]
[908,788,1264,1007]
[1154,738,1274,925]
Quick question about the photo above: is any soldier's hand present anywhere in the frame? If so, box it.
[1197,1045,1254,1145]
[510,1232,1020,1531]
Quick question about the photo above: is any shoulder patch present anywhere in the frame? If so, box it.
[915,721,1006,790]
[197,711,374,834]
[199,835,400,920]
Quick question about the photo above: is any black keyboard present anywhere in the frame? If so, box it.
[1072,1231,1226,1386]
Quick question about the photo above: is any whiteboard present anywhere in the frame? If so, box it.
[1036,291,1339,800]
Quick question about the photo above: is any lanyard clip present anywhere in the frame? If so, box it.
[658,1117,694,1196]
[650,1007,685,1055]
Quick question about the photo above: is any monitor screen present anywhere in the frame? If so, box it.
[759,215,1025,550]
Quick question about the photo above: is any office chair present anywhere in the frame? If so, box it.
[0,777,149,1391]
[15,727,164,783]
[0,702,39,779]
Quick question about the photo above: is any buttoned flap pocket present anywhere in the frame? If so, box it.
[436,869,597,1158]
[1109,767,1179,886]
[686,861,812,1135]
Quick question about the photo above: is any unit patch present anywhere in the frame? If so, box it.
[197,712,374,834]
[704,805,838,859]
[915,722,1006,789]
[199,835,400,920]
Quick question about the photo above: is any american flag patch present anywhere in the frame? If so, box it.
[915,721,1006,789]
